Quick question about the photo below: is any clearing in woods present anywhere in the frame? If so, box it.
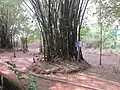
[0,45,120,90]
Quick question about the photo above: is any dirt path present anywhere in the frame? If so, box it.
[48,73,120,90]
[83,48,120,66]
[0,47,120,90]
[83,48,120,83]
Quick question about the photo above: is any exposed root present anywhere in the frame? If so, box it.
[29,57,90,74]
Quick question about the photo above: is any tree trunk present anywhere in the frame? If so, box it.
[29,0,90,61]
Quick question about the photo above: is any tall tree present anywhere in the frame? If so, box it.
[28,0,90,61]
[0,0,22,49]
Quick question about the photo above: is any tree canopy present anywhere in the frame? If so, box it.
[94,0,120,26]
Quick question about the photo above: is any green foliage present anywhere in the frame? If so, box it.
[27,28,41,43]
[81,27,89,37]
[84,0,120,50]
[28,77,38,90]
[0,0,41,49]
[84,32,100,48]
[93,0,120,26]
[84,26,115,49]
[7,61,38,90]
[102,28,114,48]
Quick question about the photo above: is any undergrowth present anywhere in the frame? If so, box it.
[7,61,38,90]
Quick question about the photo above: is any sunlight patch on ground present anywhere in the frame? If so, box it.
[74,76,87,80]
[1,70,12,75]
[48,73,120,90]
[50,83,91,90]
[19,67,28,73]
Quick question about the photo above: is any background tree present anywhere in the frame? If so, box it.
[0,0,22,49]
[83,0,120,50]
[93,0,120,27]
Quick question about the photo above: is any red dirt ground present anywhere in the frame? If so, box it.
[0,46,120,90]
